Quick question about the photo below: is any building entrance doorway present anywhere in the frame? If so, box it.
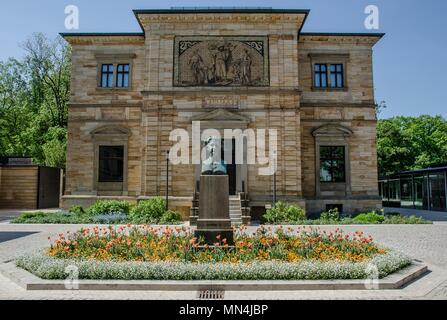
[222,138,237,195]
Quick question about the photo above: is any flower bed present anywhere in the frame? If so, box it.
[263,203,431,225]
[16,226,412,280]
[17,251,411,281]
[12,198,183,225]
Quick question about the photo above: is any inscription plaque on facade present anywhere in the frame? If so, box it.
[174,36,269,87]
[202,96,240,109]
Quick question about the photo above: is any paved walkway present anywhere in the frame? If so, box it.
[0,223,447,299]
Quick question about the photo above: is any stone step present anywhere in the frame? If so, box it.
[229,196,242,226]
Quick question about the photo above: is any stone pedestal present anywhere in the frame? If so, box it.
[195,175,234,245]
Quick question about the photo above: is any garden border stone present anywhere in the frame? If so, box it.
[0,261,428,291]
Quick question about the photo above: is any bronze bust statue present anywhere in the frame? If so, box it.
[201,137,227,175]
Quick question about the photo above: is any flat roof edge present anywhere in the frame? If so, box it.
[59,32,145,38]
[300,32,385,38]
[133,9,310,14]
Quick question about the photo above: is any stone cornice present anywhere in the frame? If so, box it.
[300,102,376,108]
[136,12,307,31]
[299,33,383,46]
[141,88,302,96]
[61,34,145,46]
[69,103,143,108]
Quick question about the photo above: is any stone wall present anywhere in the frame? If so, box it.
[297,34,382,213]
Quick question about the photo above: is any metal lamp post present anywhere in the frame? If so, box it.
[273,150,277,208]
[166,150,169,211]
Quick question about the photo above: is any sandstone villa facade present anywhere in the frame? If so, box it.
[61,8,384,220]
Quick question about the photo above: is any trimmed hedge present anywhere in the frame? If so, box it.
[16,251,411,281]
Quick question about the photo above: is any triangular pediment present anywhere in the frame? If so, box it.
[312,124,353,137]
[192,109,250,123]
[91,125,131,136]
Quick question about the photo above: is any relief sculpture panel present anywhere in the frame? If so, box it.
[173,36,269,87]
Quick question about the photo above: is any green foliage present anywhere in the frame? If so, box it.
[383,215,431,225]
[377,115,447,176]
[160,210,183,224]
[12,211,47,223]
[88,213,128,224]
[42,127,67,168]
[0,33,70,168]
[87,200,131,216]
[12,199,183,225]
[17,251,411,281]
[129,197,168,224]
[263,202,306,224]
[68,205,85,215]
[320,208,341,221]
[12,211,88,224]
[353,212,385,224]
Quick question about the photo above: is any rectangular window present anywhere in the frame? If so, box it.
[330,64,344,88]
[98,146,124,182]
[320,146,346,183]
[116,64,130,88]
[100,64,114,88]
[314,64,328,88]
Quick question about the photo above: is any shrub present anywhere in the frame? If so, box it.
[89,213,128,224]
[12,211,48,223]
[87,200,131,216]
[12,211,86,224]
[263,202,306,224]
[129,197,167,224]
[353,211,385,224]
[159,210,183,224]
[384,215,431,225]
[68,205,85,215]
[320,208,340,221]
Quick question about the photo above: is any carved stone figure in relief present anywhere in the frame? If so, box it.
[175,37,269,87]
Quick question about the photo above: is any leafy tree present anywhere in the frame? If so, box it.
[0,33,70,168]
[21,33,71,128]
[377,115,447,176]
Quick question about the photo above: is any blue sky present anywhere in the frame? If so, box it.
[0,0,446,118]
